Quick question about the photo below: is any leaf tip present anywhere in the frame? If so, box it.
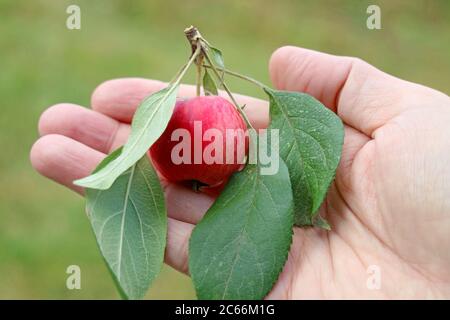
[73,175,111,190]
[313,215,332,231]
[73,177,90,188]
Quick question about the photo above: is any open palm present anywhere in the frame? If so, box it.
[31,46,450,299]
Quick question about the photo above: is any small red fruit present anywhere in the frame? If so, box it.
[150,96,248,187]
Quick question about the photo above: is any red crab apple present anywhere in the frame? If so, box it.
[150,96,248,188]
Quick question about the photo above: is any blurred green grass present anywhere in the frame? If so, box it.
[0,0,448,299]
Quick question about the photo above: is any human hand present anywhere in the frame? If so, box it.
[30,46,450,299]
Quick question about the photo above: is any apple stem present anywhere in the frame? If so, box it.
[195,52,205,97]
[196,63,202,96]
[202,65,269,91]
[184,26,254,129]
[184,26,202,51]
[185,26,206,97]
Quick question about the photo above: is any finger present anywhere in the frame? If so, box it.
[30,134,105,195]
[91,78,269,129]
[165,218,194,274]
[164,182,215,274]
[269,46,437,136]
[38,103,130,154]
[165,183,214,224]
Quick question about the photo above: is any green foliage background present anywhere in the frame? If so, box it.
[0,0,448,299]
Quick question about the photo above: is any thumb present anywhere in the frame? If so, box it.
[269,46,440,137]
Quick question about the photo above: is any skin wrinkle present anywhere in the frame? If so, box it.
[343,64,407,139]
[334,181,379,267]
[335,128,369,195]
[325,231,335,289]
[289,233,303,299]
[338,60,372,135]
[316,253,325,299]
[324,199,336,285]
[290,54,312,94]
[105,120,121,153]
[300,66,313,95]
[284,232,305,299]
[307,231,328,298]
[284,252,295,300]
[179,227,191,274]
[333,59,353,112]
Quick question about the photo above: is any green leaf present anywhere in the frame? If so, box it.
[75,84,179,190]
[208,46,225,70]
[265,88,344,227]
[85,148,167,300]
[202,69,218,96]
[189,155,294,299]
